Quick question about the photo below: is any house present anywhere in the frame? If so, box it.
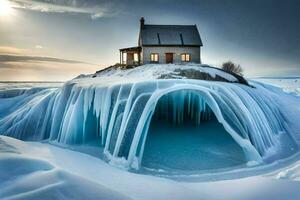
[119,17,203,67]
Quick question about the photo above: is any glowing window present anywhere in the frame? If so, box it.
[134,53,139,62]
[181,53,190,62]
[150,53,159,62]
[122,53,127,64]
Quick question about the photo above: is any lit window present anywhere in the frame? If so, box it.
[150,53,159,62]
[122,53,127,64]
[181,53,190,62]
[186,54,190,61]
[181,54,185,61]
[134,53,139,62]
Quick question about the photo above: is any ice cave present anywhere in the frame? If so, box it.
[142,90,246,171]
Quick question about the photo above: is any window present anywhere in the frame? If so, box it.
[134,53,139,62]
[150,53,159,62]
[181,53,190,62]
[122,53,127,64]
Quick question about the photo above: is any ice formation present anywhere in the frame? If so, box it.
[0,64,300,171]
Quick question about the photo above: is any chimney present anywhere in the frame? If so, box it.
[140,17,145,28]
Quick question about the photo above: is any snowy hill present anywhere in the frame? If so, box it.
[1,66,300,199]
[76,63,248,85]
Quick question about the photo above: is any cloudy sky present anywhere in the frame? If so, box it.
[0,0,299,81]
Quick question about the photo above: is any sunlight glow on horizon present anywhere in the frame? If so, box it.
[0,0,14,17]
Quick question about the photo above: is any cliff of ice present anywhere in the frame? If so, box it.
[0,64,300,171]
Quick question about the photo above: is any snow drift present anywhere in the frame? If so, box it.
[1,64,300,171]
[0,136,133,200]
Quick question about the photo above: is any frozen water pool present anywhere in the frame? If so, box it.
[142,90,246,171]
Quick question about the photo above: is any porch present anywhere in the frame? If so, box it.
[119,46,141,66]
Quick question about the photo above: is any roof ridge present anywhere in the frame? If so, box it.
[144,24,197,27]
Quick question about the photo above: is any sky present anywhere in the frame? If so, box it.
[0,0,299,81]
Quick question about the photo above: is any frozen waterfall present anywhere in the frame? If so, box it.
[1,77,299,171]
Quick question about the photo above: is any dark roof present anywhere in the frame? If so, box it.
[119,46,141,51]
[139,24,203,47]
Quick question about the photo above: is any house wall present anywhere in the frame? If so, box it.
[142,46,201,64]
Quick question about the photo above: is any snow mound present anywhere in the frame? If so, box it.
[0,136,132,200]
[81,63,240,84]
[0,64,300,172]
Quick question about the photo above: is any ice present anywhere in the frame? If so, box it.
[143,109,246,170]
[0,65,300,171]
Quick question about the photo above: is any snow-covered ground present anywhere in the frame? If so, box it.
[1,135,300,200]
[1,65,300,200]
[255,78,300,96]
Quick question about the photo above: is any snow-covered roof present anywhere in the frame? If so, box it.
[139,25,203,46]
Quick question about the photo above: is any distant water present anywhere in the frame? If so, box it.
[0,81,64,90]
[1,79,299,96]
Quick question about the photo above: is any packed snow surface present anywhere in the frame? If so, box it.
[1,135,300,200]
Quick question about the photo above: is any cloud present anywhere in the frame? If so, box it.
[0,61,98,81]
[35,45,43,49]
[9,0,116,19]
[0,54,95,65]
[0,46,29,55]
[0,53,99,81]
[0,46,100,81]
